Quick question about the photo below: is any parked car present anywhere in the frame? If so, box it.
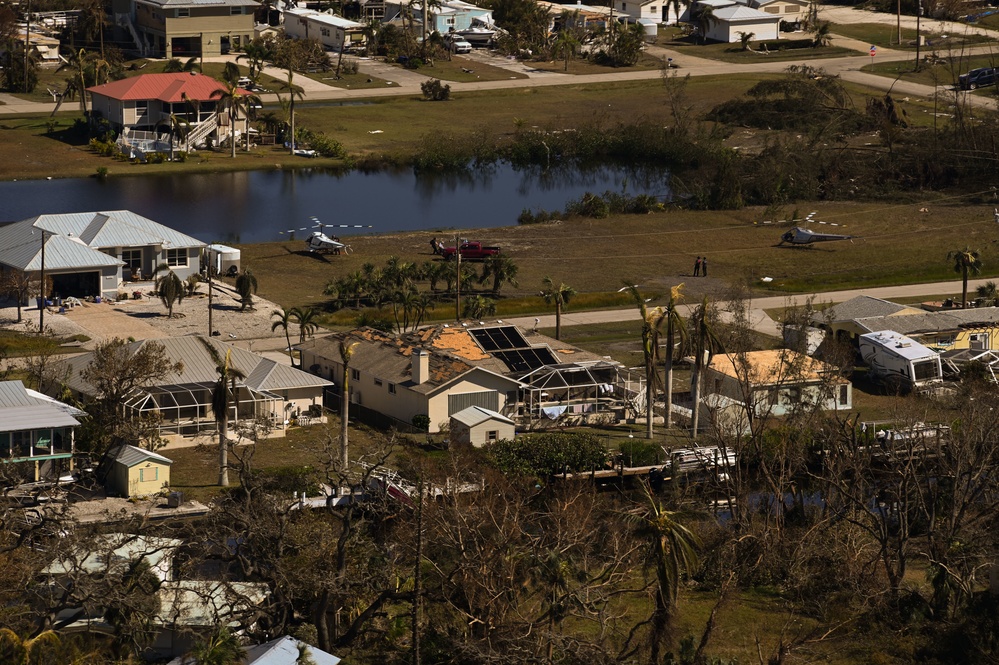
[448,38,473,54]
[959,67,998,90]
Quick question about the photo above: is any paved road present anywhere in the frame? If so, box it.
[2,4,997,116]
[506,277,999,336]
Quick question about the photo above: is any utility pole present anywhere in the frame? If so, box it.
[411,472,424,665]
[207,250,214,336]
[454,233,461,322]
[38,228,46,334]
[915,0,922,69]
[24,0,31,94]
[896,0,901,46]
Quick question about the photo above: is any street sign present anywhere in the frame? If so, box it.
[870,45,877,57]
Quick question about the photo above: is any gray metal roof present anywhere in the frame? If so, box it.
[0,381,82,432]
[138,0,257,7]
[451,405,514,428]
[815,295,912,325]
[0,225,123,272]
[58,336,331,397]
[856,307,999,336]
[24,210,205,250]
[108,444,173,468]
[245,636,341,665]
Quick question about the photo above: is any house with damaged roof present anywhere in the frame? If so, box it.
[297,323,644,433]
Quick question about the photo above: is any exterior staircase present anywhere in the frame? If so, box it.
[116,13,150,57]
[184,113,220,150]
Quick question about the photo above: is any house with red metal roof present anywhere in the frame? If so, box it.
[88,72,248,150]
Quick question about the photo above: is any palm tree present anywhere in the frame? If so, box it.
[479,255,520,295]
[624,283,666,440]
[188,625,245,665]
[210,81,260,158]
[463,295,497,320]
[948,248,983,308]
[153,263,185,317]
[339,339,360,469]
[540,276,576,341]
[234,269,259,311]
[291,306,319,344]
[199,338,247,487]
[692,4,716,43]
[627,482,700,664]
[280,68,305,153]
[737,30,754,51]
[552,26,581,72]
[976,280,998,306]
[0,628,61,665]
[272,308,296,366]
[237,41,272,83]
[689,297,723,439]
[57,48,94,114]
[162,56,200,73]
[662,284,687,429]
[811,20,832,47]
[160,113,190,161]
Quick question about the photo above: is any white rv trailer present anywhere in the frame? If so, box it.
[859,330,942,389]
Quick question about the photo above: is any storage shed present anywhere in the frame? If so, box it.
[450,406,516,447]
[106,444,173,498]
[205,244,241,277]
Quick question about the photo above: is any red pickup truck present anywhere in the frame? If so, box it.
[441,241,501,261]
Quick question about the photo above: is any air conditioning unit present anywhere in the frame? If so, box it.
[350,392,361,405]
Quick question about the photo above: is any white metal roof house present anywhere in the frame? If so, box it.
[0,380,83,483]
[0,210,205,300]
[167,635,342,665]
[384,0,494,33]
[298,323,644,433]
[681,0,781,42]
[450,405,516,446]
[283,7,366,51]
[55,336,333,448]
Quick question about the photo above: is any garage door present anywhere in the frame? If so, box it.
[448,391,499,416]
[50,271,99,298]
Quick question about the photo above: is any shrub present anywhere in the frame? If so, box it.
[421,78,451,101]
[488,431,607,477]
[146,151,167,164]
[174,151,189,163]
[619,440,662,467]
[406,57,424,69]
[412,414,431,431]
[340,58,359,75]
[95,166,109,180]
[89,138,118,157]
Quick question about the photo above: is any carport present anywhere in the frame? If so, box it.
[50,271,101,298]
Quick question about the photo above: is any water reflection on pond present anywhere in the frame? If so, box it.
[0,164,670,244]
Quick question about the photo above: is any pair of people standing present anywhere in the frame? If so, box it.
[693,256,708,277]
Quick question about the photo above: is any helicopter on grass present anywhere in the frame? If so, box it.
[280,217,372,255]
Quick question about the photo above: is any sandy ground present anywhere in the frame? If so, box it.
[1,280,302,357]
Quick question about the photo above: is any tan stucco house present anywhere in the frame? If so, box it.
[113,0,257,58]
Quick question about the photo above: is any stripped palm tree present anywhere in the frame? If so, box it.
[626,482,700,664]
[153,263,185,318]
[624,282,666,440]
[0,628,61,665]
[663,284,687,429]
[689,297,723,440]
[199,337,247,487]
[280,68,305,153]
[339,339,360,468]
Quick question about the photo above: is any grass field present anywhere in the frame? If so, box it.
[861,52,999,87]
[657,35,859,63]
[828,22,994,51]
[299,67,395,89]
[526,52,668,75]
[397,55,529,82]
[237,199,999,317]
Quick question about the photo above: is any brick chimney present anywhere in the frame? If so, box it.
[412,349,429,384]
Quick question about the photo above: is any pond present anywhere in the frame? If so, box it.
[0,164,670,244]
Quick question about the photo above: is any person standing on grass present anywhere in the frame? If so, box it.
[693,256,702,277]
[702,257,708,277]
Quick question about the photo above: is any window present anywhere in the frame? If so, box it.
[444,16,455,25]
[621,2,627,9]
[321,27,330,37]
[122,249,142,274]
[785,4,799,11]
[231,6,242,14]
[389,383,396,394]
[786,387,801,403]
[650,6,657,12]
[140,467,158,482]
[839,385,848,405]
[765,6,780,12]
[177,7,190,17]
[135,100,148,114]
[351,369,360,380]
[487,430,499,442]
[374,378,383,387]
[166,248,187,267]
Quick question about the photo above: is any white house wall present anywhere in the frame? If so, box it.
[707,19,778,42]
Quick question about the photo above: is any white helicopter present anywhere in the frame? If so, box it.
[765,212,856,246]
[280,218,372,255]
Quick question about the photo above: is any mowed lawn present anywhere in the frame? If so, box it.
[237,200,999,313]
